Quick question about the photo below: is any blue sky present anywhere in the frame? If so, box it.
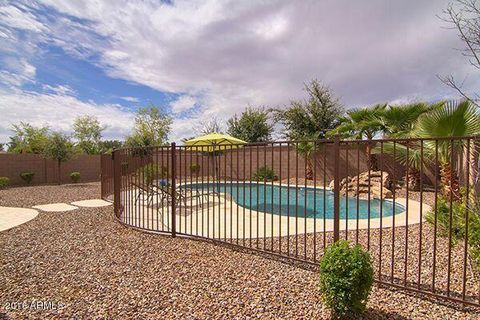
[25,46,178,108]
[0,0,478,143]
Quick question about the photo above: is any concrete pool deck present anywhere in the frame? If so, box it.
[120,185,430,239]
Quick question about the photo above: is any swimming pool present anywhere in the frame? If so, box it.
[182,182,405,219]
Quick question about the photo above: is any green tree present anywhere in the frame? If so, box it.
[0,143,4,152]
[273,80,343,180]
[381,101,480,200]
[8,122,49,154]
[43,132,75,184]
[125,105,172,148]
[227,107,273,142]
[296,141,316,180]
[372,102,444,190]
[73,115,105,154]
[99,140,123,153]
[273,79,344,140]
[328,104,386,170]
[328,104,386,140]
[380,102,442,138]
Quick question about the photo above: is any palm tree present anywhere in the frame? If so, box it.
[381,100,480,200]
[328,104,386,170]
[296,140,316,180]
[380,102,443,138]
[378,102,444,190]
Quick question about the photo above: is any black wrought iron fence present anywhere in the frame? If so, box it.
[104,136,480,307]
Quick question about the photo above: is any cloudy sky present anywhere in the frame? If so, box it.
[0,0,478,143]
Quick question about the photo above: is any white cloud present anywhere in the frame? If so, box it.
[120,96,139,103]
[0,59,36,88]
[0,4,47,32]
[170,95,197,113]
[0,89,134,142]
[2,0,480,143]
[42,84,76,96]
[41,1,477,108]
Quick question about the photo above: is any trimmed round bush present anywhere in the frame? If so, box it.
[319,240,374,318]
[70,172,81,183]
[121,161,129,175]
[137,164,168,185]
[252,165,277,181]
[20,171,34,184]
[0,177,10,189]
[190,163,200,174]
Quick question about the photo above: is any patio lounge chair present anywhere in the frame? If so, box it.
[132,181,221,209]
[132,182,164,206]
[158,186,221,209]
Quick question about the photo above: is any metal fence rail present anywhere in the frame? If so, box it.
[104,136,480,307]
[100,153,114,200]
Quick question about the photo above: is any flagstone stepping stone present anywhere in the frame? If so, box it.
[0,206,39,231]
[71,199,112,207]
[32,203,78,212]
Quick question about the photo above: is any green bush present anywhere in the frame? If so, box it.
[138,164,168,185]
[319,240,374,318]
[20,171,34,184]
[0,177,9,189]
[70,172,81,183]
[190,163,200,174]
[426,190,480,271]
[252,165,277,181]
[121,161,129,175]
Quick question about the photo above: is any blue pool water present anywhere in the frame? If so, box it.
[182,182,405,219]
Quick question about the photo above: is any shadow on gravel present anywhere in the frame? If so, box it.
[364,308,409,319]
[63,184,95,188]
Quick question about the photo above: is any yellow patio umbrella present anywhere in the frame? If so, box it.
[184,132,247,152]
[184,132,247,183]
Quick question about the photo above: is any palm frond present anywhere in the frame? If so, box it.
[373,142,424,170]
[414,100,480,138]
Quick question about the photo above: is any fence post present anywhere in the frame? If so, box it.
[333,135,340,242]
[113,149,121,217]
[171,142,177,238]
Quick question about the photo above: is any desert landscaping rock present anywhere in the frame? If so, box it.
[32,203,78,212]
[0,206,38,231]
[71,199,112,207]
[0,182,100,207]
[329,171,394,199]
[0,183,479,319]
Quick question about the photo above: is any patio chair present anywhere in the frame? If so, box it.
[132,182,165,206]
[157,186,223,210]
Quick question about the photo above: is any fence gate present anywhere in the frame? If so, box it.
[104,137,480,307]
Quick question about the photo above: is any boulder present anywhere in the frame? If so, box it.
[330,171,393,199]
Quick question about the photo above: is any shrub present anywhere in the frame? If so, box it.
[121,161,129,175]
[0,177,9,189]
[138,164,168,185]
[190,163,200,174]
[426,190,480,272]
[319,240,374,318]
[20,171,34,184]
[70,172,81,183]
[252,165,277,181]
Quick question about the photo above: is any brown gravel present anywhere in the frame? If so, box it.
[0,182,100,207]
[1,184,479,319]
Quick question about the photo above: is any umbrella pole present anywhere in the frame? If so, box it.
[213,144,221,203]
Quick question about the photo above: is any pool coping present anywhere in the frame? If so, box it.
[122,180,429,238]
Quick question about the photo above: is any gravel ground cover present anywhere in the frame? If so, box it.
[0,182,100,207]
[1,184,479,319]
